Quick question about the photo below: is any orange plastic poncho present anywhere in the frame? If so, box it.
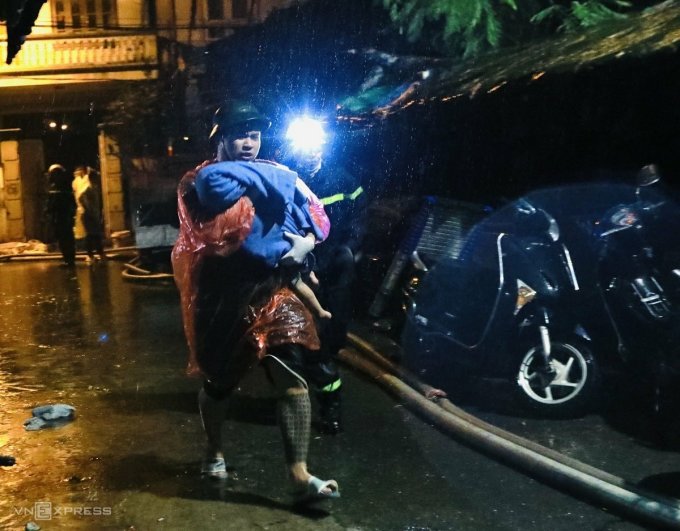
[171,162,320,383]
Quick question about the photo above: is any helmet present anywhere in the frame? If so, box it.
[47,164,70,190]
[48,163,66,174]
[209,99,271,141]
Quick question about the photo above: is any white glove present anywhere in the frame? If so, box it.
[280,232,315,266]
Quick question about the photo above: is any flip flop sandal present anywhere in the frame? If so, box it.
[201,457,228,480]
[294,476,340,504]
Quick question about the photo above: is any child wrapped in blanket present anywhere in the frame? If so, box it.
[193,160,332,320]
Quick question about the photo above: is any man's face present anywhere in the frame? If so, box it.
[295,149,322,178]
[220,129,261,162]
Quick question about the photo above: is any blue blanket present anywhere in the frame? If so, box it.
[195,161,323,267]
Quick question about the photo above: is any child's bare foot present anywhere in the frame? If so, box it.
[318,309,332,320]
[308,271,320,286]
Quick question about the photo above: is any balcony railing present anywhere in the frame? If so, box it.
[0,33,158,74]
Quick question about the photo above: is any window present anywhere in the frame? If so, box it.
[71,1,81,29]
[55,1,66,30]
[52,0,117,31]
[102,0,112,27]
[232,0,249,19]
[207,0,224,20]
[87,0,97,28]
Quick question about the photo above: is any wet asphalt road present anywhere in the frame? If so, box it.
[0,259,679,530]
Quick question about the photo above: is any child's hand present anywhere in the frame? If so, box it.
[308,271,320,286]
[281,232,315,265]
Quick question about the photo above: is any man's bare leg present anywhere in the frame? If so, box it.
[264,355,338,498]
[198,384,230,479]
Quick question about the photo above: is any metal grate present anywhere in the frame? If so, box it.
[416,198,487,261]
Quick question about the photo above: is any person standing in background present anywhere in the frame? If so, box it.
[77,166,106,262]
[72,165,89,245]
[46,164,77,267]
[285,117,368,435]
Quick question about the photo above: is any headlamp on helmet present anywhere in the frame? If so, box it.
[285,116,326,154]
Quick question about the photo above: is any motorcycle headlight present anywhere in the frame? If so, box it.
[515,279,536,315]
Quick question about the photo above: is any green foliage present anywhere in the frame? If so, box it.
[381,0,518,57]
[380,0,637,57]
[531,1,632,33]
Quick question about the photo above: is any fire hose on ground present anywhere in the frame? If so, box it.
[341,332,680,530]
[121,256,175,282]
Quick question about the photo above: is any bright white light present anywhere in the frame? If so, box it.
[60,124,68,130]
[48,121,57,128]
[285,116,326,153]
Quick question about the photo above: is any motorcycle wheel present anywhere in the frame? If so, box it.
[514,339,599,418]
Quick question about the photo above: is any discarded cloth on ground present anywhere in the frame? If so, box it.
[24,404,76,431]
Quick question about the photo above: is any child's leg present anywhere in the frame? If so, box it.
[292,277,332,319]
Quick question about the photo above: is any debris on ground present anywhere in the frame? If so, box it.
[0,240,49,256]
[24,404,76,431]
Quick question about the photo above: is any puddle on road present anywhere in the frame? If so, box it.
[0,262,198,529]
[0,262,346,531]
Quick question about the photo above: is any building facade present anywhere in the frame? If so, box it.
[0,0,290,244]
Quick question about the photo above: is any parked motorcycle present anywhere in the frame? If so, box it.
[402,173,680,418]
[365,196,487,336]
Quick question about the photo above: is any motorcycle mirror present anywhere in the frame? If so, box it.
[543,209,560,242]
[410,251,428,272]
[637,163,661,187]
[516,198,537,215]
